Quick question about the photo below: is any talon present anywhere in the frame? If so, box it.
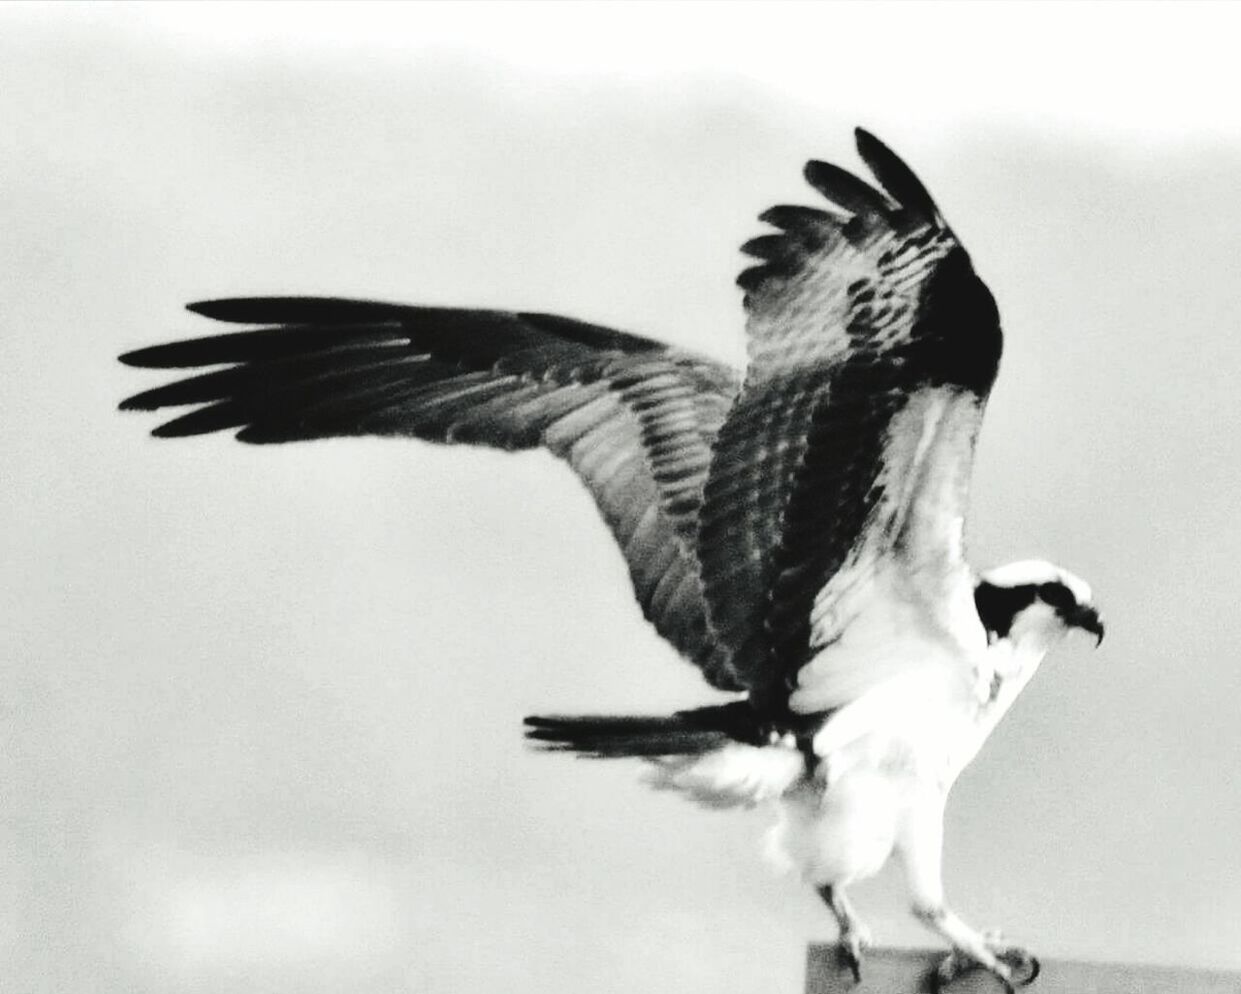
[933,950,966,991]
[934,949,1017,993]
[839,944,862,984]
[836,927,869,985]
[979,931,1039,988]
[995,949,1040,987]
[986,938,1039,988]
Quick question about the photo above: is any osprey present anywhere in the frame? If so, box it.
[120,129,1104,991]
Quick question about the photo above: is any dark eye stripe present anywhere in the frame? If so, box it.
[1038,582,1075,610]
[974,581,1038,639]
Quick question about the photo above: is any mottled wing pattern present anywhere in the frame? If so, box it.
[697,129,1003,704]
[120,298,742,689]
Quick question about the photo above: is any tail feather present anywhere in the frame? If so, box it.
[523,703,753,758]
[524,703,809,808]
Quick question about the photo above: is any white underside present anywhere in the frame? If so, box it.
[646,634,1052,889]
[645,743,805,809]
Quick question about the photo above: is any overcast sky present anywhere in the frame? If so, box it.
[5,4,1241,993]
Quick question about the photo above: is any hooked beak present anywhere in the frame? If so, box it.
[1063,604,1105,647]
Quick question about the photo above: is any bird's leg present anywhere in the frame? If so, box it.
[914,907,1040,992]
[817,884,871,984]
[897,794,1038,993]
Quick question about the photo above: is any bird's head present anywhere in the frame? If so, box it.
[974,560,1105,649]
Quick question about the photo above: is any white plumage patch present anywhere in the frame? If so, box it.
[981,559,1093,605]
[790,388,988,715]
[792,563,986,714]
[644,744,805,809]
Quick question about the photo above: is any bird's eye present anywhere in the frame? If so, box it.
[1038,582,1075,610]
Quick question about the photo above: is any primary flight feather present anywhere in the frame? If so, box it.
[121,128,1103,992]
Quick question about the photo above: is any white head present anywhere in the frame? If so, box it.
[974,559,1104,649]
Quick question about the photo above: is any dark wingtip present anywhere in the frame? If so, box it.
[185,296,411,326]
[116,302,281,367]
[522,715,583,753]
[185,298,272,322]
[853,127,943,225]
[853,126,886,162]
[118,345,164,368]
[116,337,232,370]
[802,158,890,217]
[149,422,193,439]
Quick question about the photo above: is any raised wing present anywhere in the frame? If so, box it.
[697,129,1002,707]
[120,298,742,689]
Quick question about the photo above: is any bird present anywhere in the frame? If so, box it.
[119,128,1104,992]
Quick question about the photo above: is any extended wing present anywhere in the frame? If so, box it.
[120,298,742,690]
[697,129,1002,709]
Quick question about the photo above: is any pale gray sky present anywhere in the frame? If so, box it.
[5,5,1241,993]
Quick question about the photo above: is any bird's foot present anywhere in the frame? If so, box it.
[932,931,1039,993]
[984,930,1040,988]
[835,922,873,984]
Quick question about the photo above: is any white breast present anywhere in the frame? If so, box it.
[792,553,988,716]
[768,637,1051,886]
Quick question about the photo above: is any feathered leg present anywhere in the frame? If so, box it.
[818,884,872,983]
[898,794,1039,993]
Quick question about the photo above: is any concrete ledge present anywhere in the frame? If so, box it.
[806,945,1241,994]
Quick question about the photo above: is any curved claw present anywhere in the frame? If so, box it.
[996,949,1040,987]
[932,949,1030,994]
[836,934,865,984]
[841,947,862,984]
[932,952,980,993]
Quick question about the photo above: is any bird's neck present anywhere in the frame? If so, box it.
[978,634,1054,727]
[941,635,1053,787]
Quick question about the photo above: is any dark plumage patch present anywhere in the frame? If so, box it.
[524,703,753,757]
[802,158,892,217]
[760,368,905,680]
[1036,581,1077,612]
[523,701,820,758]
[913,248,1002,395]
[853,128,943,225]
[973,581,1038,640]
[737,208,835,294]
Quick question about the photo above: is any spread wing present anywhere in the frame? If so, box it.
[120,298,743,689]
[696,129,1002,708]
